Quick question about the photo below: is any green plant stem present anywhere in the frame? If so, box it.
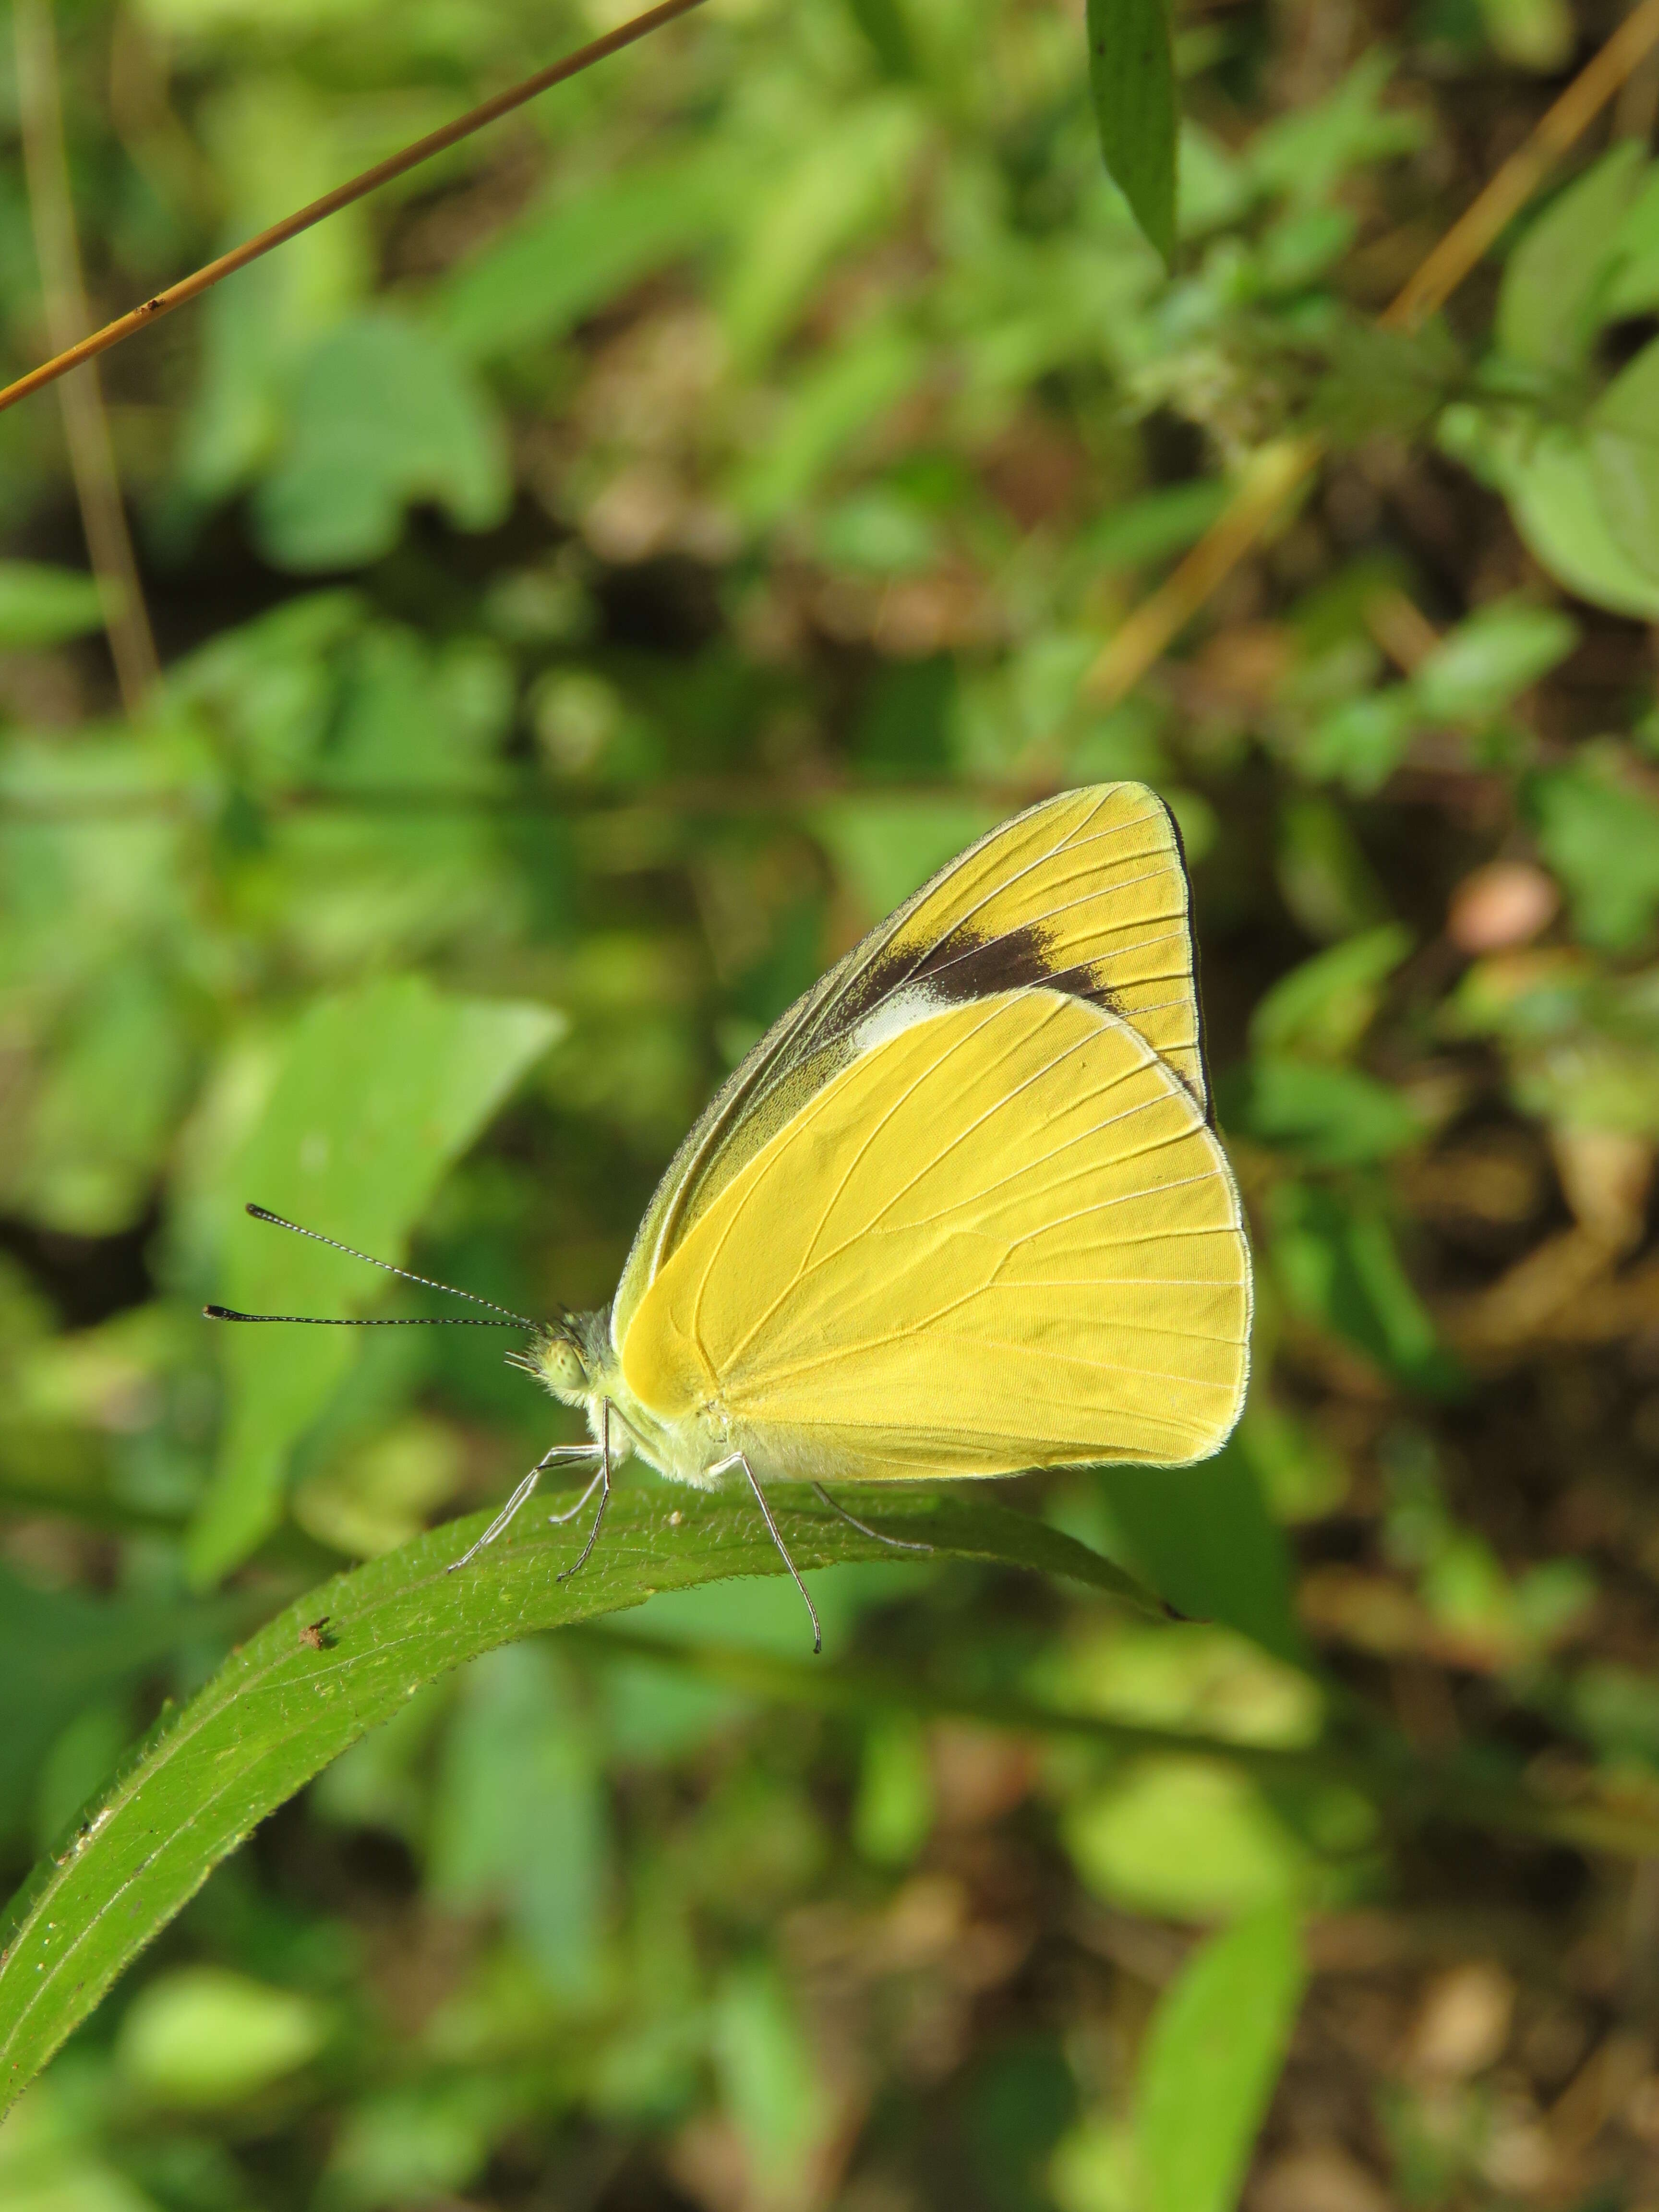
[582,1625,1659,1862]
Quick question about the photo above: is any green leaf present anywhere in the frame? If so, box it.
[1530,750,1659,949]
[1065,1758,1321,1921]
[0,562,106,649]
[428,1642,608,1997]
[432,154,735,362]
[732,322,925,527]
[115,1967,332,2111]
[714,1963,828,2188]
[0,1491,1154,2117]
[0,1567,238,1847]
[1227,1057,1423,1166]
[188,977,563,1583]
[1300,689,1419,795]
[1271,1182,1461,1395]
[1588,336,1659,588]
[1255,204,1356,295]
[1247,51,1423,208]
[841,0,919,79]
[253,314,510,572]
[854,1714,935,1863]
[1474,0,1573,73]
[1250,925,1413,1062]
[1602,168,1659,322]
[1099,1439,1308,1667]
[1086,0,1178,268]
[721,98,925,366]
[1496,144,1644,375]
[1135,1902,1306,2212]
[1450,412,1659,621]
[812,794,1001,916]
[1275,794,1389,942]
[1083,481,1231,571]
[1412,596,1579,721]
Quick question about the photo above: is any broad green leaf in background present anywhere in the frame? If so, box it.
[1301,688,1419,794]
[188,976,563,1583]
[1250,925,1412,1063]
[1271,1182,1461,1395]
[842,0,919,79]
[1246,51,1423,208]
[720,97,926,366]
[0,1491,1154,2116]
[13,954,197,1236]
[0,562,107,648]
[1603,165,1659,320]
[1085,0,1178,268]
[428,1641,609,1998]
[854,1713,935,1863]
[1275,794,1389,942]
[1411,597,1579,721]
[733,323,926,527]
[1475,0,1574,74]
[1442,410,1659,621]
[0,2074,157,2212]
[0,1567,238,1850]
[115,1968,332,2112]
[177,73,373,505]
[1176,123,1257,242]
[1083,480,1231,571]
[1065,1757,1326,1921]
[1495,144,1643,375]
[1588,337,1659,588]
[1227,1058,1423,1166]
[1135,1902,1307,2212]
[162,588,363,788]
[432,153,736,363]
[1099,1439,1307,1667]
[1530,750,1659,950]
[252,313,511,571]
[1505,428,1659,618]
[812,795,1001,917]
[714,1963,829,2191]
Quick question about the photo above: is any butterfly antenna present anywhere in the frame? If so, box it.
[203,1203,538,1331]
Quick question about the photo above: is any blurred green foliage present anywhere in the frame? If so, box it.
[5,0,1659,2203]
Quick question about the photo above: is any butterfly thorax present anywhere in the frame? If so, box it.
[523,1309,731,1489]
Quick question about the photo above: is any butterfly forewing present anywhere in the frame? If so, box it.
[619,988,1250,1478]
[612,782,1210,1350]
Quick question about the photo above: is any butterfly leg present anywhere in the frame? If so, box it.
[557,1400,613,1585]
[810,1482,932,1554]
[546,1463,607,1526]
[448,1443,600,1571]
[712,1452,822,1656]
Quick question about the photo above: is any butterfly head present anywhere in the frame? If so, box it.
[517,1311,608,1406]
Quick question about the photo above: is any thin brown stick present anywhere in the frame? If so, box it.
[1084,0,1659,708]
[1386,0,1659,335]
[14,0,158,711]
[0,0,708,422]
[1084,438,1319,709]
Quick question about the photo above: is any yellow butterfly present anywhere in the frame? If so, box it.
[216,783,1250,1648]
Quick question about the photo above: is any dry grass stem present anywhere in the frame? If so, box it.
[0,0,708,421]
[1085,0,1659,709]
[13,0,157,711]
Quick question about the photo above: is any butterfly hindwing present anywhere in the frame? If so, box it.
[619,987,1250,1477]
[612,783,1209,1349]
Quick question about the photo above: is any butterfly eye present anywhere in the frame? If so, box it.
[534,1334,589,1397]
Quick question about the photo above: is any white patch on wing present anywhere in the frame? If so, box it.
[850,985,949,1057]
